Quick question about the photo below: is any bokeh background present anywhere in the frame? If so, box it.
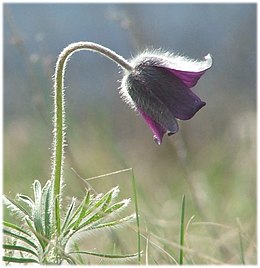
[4,3,256,264]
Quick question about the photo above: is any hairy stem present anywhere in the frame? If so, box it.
[51,42,133,203]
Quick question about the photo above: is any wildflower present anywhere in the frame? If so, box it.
[120,50,212,144]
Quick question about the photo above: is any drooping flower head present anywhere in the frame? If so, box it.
[120,50,213,144]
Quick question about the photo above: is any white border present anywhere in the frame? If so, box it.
[1,1,258,266]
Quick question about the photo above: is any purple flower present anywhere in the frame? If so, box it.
[120,50,212,144]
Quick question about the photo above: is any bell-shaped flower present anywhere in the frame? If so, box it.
[120,50,212,144]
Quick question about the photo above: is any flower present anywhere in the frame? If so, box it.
[120,50,213,144]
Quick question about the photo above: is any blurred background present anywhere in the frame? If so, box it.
[4,3,256,264]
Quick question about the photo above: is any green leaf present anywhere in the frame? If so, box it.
[18,194,35,210]
[33,180,42,204]
[90,214,136,230]
[66,197,87,230]
[65,188,121,239]
[3,229,38,250]
[85,187,119,219]
[3,244,38,257]
[67,191,105,230]
[61,198,76,233]
[75,188,123,230]
[71,242,85,264]
[3,221,32,237]
[76,212,103,231]
[104,199,130,214]
[3,256,38,264]
[77,199,130,231]
[73,191,90,229]
[42,180,52,239]
[101,191,113,212]
[32,180,44,236]
[24,217,47,251]
[3,196,31,219]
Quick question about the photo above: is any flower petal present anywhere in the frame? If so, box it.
[142,66,206,120]
[138,108,166,145]
[126,72,179,135]
[165,69,207,88]
[165,54,212,88]
[131,52,213,73]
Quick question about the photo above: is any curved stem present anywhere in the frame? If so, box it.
[51,42,133,202]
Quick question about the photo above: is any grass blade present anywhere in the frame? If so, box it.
[238,230,245,264]
[68,250,140,259]
[179,194,185,265]
[131,169,141,264]
[237,219,246,265]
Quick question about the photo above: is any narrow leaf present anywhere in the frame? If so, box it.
[86,186,119,218]
[3,256,38,264]
[33,180,42,203]
[73,191,90,229]
[76,198,129,231]
[104,199,130,214]
[3,229,38,249]
[3,196,31,219]
[18,194,35,210]
[3,221,32,237]
[90,214,136,230]
[61,198,76,232]
[66,197,87,229]
[67,190,108,230]
[43,181,52,239]
[71,242,85,265]
[24,217,47,250]
[101,191,113,212]
[32,180,44,236]
[3,244,38,257]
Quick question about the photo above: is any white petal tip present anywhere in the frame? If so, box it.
[204,53,213,68]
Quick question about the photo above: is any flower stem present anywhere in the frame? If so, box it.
[51,42,133,204]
